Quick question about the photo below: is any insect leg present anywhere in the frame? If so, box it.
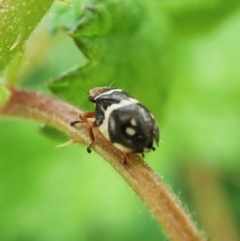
[79,112,97,153]
[70,112,97,153]
[86,121,97,153]
[79,112,95,123]
[70,112,96,126]
[70,120,82,126]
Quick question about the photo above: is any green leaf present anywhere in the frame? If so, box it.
[47,0,171,117]
[162,0,240,34]
[47,0,84,32]
[0,85,11,108]
[0,0,55,72]
[39,124,69,141]
[47,62,114,109]
[70,2,111,37]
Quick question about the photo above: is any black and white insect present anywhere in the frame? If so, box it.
[70,87,159,162]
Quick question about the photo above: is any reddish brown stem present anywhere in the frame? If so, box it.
[0,89,206,241]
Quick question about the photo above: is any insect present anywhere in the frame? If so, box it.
[70,87,159,162]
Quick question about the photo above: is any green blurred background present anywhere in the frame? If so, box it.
[1,0,240,240]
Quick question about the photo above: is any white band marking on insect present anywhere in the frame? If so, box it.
[94,89,122,100]
[112,142,133,152]
[98,99,138,141]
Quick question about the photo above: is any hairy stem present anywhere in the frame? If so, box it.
[0,89,206,241]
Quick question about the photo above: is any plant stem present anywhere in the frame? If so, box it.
[0,89,206,241]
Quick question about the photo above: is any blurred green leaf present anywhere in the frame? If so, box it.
[70,2,111,37]
[4,54,23,86]
[47,0,84,32]
[39,124,69,142]
[162,0,240,34]
[0,84,11,107]
[0,0,55,72]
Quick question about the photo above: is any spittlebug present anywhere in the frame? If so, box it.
[70,87,159,162]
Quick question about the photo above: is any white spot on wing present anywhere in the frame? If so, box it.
[130,118,137,126]
[126,127,135,136]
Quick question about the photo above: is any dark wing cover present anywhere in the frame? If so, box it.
[108,103,159,153]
